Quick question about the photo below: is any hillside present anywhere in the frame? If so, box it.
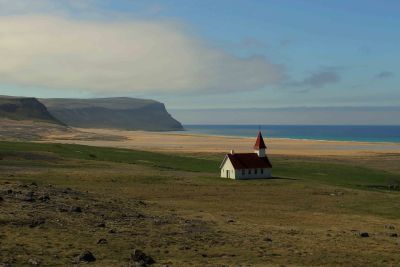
[40,97,183,131]
[0,96,63,125]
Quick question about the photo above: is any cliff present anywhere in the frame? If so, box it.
[40,97,183,131]
[0,96,63,125]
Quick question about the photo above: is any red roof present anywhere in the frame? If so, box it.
[254,131,267,149]
[226,153,272,169]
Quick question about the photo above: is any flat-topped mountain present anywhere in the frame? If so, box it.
[0,96,63,125]
[40,97,183,131]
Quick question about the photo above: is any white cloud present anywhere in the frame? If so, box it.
[0,15,283,93]
[0,0,96,14]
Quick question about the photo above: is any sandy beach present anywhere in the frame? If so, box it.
[43,127,400,156]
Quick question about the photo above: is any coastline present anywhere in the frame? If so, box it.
[41,127,400,156]
[182,124,400,144]
[179,130,400,145]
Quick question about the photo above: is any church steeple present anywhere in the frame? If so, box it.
[254,131,267,157]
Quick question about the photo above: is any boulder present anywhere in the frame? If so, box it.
[27,259,40,266]
[77,251,96,262]
[130,249,155,266]
[96,222,106,228]
[360,232,369,238]
[29,218,45,228]
[70,206,82,213]
[38,194,50,202]
[97,238,108,245]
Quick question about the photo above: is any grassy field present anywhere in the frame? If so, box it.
[1,141,400,266]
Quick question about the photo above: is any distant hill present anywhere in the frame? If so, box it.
[40,97,183,131]
[0,96,63,125]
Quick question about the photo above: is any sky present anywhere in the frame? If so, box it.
[0,0,399,112]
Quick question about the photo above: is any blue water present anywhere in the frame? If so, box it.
[183,125,400,143]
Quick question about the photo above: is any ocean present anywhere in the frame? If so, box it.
[183,125,400,143]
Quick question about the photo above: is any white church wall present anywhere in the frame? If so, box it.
[220,159,236,179]
[235,168,272,179]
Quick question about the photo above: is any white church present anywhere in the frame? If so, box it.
[220,131,272,179]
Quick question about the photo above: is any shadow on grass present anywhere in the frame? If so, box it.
[270,176,298,181]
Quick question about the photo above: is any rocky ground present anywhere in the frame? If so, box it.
[0,180,230,266]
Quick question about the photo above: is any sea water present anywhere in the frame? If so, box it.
[183,125,400,143]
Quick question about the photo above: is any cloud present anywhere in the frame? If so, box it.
[0,15,283,94]
[289,70,340,88]
[375,71,395,79]
[0,0,96,15]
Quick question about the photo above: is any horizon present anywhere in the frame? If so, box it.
[3,94,400,125]
[171,106,400,125]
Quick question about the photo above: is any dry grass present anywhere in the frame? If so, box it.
[1,141,400,266]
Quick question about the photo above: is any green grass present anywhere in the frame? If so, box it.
[1,141,399,191]
[272,157,400,190]
[0,141,217,172]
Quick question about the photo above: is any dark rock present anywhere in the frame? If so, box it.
[360,232,369,238]
[138,200,146,206]
[97,238,108,244]
[29,218,45,228]
[227,219,235,223]
[390,233,398,237]
[108,229,116,234]
[6,189,12,194]
[136,213,145,219]
[27,259,40,266]
[130,249,155,266]
[263,237,273,242]
[77,251,96,262]
[62,187,72,194]
[96,222,106,228]
[0,196,3,201]
[70,206,82,213]
[22,191,35,202]
[385,224,395,230]
[38,194,50,202]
